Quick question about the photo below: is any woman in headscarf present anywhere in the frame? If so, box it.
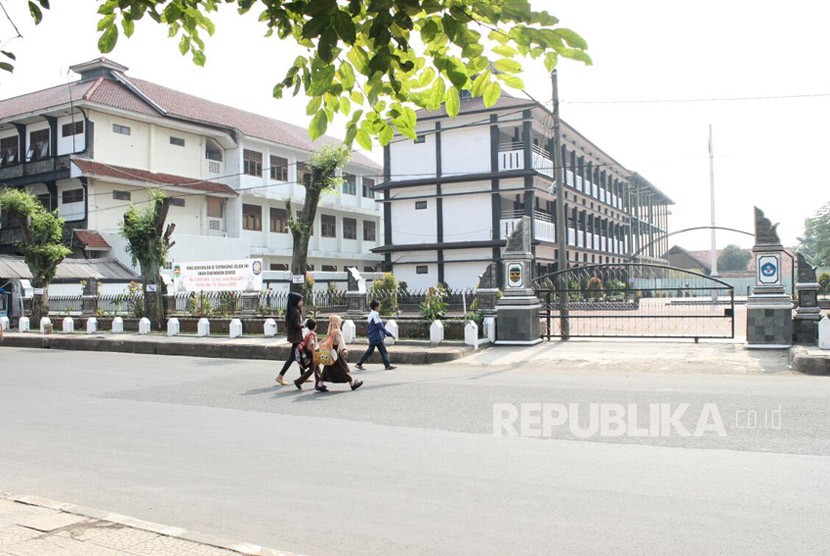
[316,314,363,392]
[276,291,304,385]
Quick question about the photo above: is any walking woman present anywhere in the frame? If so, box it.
[316,314,363,392]
[276,291,304,385]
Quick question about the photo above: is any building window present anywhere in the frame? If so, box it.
[363,220,376,242]
[113,123,131,135]
[243,149,263,177]
[61,121,84,137]
[270,155,288,181]
[61,188,83,204]
[113,190,131,201]
[242,203,262,231]
[362,177,375,198]
[170,136,185,147]
[37,193,50,209]
[322,265,337,272]
[270,207,287,233]
[415,201,427,210]
[297,162,312,187]
[270,263,289,271]
[342,173,356,195]
[29,129,50,160]
[364,266,376,273]
[416,265,428,274]
[170,198,185,207]
[0,135,19,166]
[321,214,336,238]
[207,197,224,218]
[343,217,357,240]
[414,134,426,144]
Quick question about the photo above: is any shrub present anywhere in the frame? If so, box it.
[372,272,399,315]
[420,285,448,321]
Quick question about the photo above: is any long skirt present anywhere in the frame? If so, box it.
[320,356,353,384]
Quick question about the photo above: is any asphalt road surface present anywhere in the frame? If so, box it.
[1,344,828,555]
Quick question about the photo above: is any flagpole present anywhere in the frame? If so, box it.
[709,124,717,278]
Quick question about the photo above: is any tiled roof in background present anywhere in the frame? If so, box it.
[71,158,238,196]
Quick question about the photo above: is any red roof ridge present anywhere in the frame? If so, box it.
[83,76,105,101]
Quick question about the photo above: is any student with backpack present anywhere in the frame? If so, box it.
[293,318,321,390]
[354,299,396,371]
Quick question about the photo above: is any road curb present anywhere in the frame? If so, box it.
[0,332,481,363]
[0,492,300,556]
[789,345,830,376]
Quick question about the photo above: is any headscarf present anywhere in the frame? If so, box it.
[326,314,342,342]
[285,291,303,324]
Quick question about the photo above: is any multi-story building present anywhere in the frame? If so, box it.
[377,94,673,289]
[0,58,383,277]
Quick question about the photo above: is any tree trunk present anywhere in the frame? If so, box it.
[141,263,165,329]
[289,166,330,295]
[30,278,48,325]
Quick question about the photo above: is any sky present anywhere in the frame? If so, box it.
[1,0,828,251]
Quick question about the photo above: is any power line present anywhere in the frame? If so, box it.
[561,92,830,105]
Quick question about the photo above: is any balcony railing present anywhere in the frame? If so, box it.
[499,215,556,242]
[497,142,554,176]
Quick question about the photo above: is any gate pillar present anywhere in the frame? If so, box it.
[746,208,793,348]
[496,217,542,345]
[794,253,821,344]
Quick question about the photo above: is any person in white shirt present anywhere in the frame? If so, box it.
[354,300,396,371]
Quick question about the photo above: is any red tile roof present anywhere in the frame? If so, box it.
[0,60,380,170]
[71,158,237,197]
[73,230,111,250]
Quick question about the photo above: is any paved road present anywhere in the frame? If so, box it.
[1,344,828,555]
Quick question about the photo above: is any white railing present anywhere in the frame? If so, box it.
[499,149,523,171]
[207,160,223,175]
[498,217,556,242]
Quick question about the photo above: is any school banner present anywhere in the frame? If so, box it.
[172,259,263,292]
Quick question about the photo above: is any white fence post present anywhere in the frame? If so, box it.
[167,318,180,337]
[18,316,30,332]
[39,317,52,334]
[263,318,278,337]
[0,316,9,333]
[464,321,479,348]
[483,317,496,343]
[138,318,151,335]
[343,319,356,344]
[229,318,243,338]
[111,317,123,334]
[429,320,444,345]
[385,320,398,345]
[819,316,830,350]
[197,318,210,337]
[86,317,97,334]
[62,317,74,333]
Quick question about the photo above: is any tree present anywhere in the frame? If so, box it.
[285,145,349,294]
[8,1,591,147]
[120,189,176,328]
[0,188,71,323]
[718,244,751,272]
[798,203,830,266]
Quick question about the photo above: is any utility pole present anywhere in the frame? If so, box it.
[708,124,718,277]
[551,69,570,339]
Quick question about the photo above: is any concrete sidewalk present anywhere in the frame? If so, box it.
[0,493,295,556]
[0,331,480,365]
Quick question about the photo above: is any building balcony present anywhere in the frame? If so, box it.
[497,142,554,176]
[499,210,556,243]
[0,154,75,185]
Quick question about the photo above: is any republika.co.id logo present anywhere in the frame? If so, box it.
[493,403,731,438]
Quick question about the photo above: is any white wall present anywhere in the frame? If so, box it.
[442,193,493,242]
[391,190,437,245]
[443,262,491,289]
[440,125,490,176]
[389,132,436,181]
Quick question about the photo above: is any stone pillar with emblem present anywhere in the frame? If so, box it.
[495,217,542,345]
[794,252,821,344]
[746,208,793,348]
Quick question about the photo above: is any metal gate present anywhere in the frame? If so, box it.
[535,263,735,339]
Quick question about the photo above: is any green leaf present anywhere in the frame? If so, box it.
[498,74,524,89]
[307,65,336,96]
[339,61,355,89]
[98,24,119,53]
[470,71,489,97]
[350,90,364,104]
[333,10,356,44]
[302,15,330,39]
[483,81,501,107]
[445,87,460,117]
[121,17,135,38]
[493,58,522,74]
[356,129,372,150]
[306,96,323,116]
[1,50,16,60]
[555,28,588,50]
[0,62,13,73]
[193,50,206,67]
[309,110,328,140]
[28,1,43,24]
[378,123,394,145]
[492,44,518,57]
